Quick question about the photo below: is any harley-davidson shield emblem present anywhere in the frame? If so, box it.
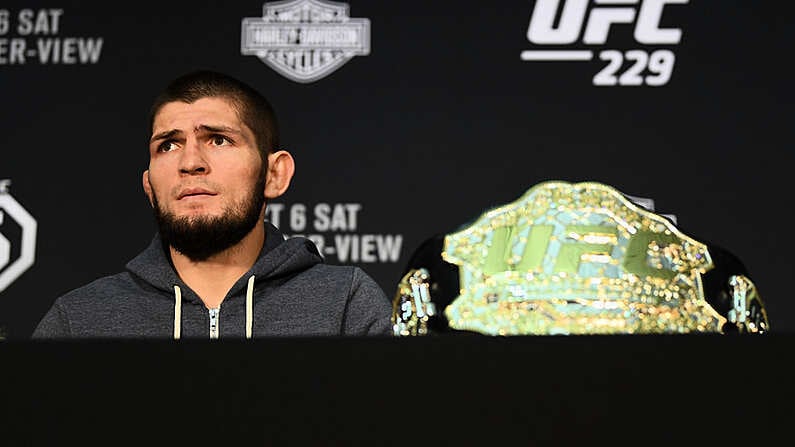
[241,0,371,83]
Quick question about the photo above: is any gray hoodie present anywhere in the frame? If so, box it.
[31,223,393,338]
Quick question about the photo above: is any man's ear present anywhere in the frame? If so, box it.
[142,170,154,207]
[265,150,296,199]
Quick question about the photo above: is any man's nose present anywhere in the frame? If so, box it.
[179,138,209,174]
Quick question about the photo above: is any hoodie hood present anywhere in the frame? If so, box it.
[125,222,323,305]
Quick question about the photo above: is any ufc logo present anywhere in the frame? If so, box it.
[527,0,688,45]
[483,223,682,280]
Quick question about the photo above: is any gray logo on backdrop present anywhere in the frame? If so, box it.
[241,0,370,83]
[0,180,37,293]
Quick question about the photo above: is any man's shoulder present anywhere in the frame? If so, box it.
[303,265,392,335]
[305,264,391,304]
[301,263,378,285]
[53,271,138,307]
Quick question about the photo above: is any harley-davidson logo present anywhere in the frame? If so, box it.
[241,0,370,83]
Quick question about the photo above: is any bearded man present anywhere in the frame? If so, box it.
[32,70,392,339]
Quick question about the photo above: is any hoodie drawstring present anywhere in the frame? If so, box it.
[172,275,256,340]
[246,275,255,339]
[173,285,182,340]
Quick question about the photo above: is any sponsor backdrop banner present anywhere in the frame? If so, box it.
[0,0,791,338]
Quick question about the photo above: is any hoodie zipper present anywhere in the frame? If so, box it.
[208,307,220,339]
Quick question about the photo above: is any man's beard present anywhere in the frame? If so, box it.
[151,175,266,262]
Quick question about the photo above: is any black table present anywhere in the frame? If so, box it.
[2,334,791,445]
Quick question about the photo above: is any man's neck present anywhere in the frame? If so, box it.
[170,223,266,309]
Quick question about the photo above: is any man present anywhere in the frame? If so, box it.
[32,70,392,338]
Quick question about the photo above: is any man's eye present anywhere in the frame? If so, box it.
[210,135,231,147]
[157,141,178,152]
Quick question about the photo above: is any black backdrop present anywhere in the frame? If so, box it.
[1,0,792,338]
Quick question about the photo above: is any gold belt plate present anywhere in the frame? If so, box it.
[441,181,726,335]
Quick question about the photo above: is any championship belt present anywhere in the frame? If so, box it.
[392,181,770,336]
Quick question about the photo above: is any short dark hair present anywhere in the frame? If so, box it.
[148,70,280,166]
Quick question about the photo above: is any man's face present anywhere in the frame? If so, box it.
[144,97,266,260]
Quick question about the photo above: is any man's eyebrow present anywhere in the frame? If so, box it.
[150,125,243,143]
[196,124,243,135]
[150,129,181,143]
